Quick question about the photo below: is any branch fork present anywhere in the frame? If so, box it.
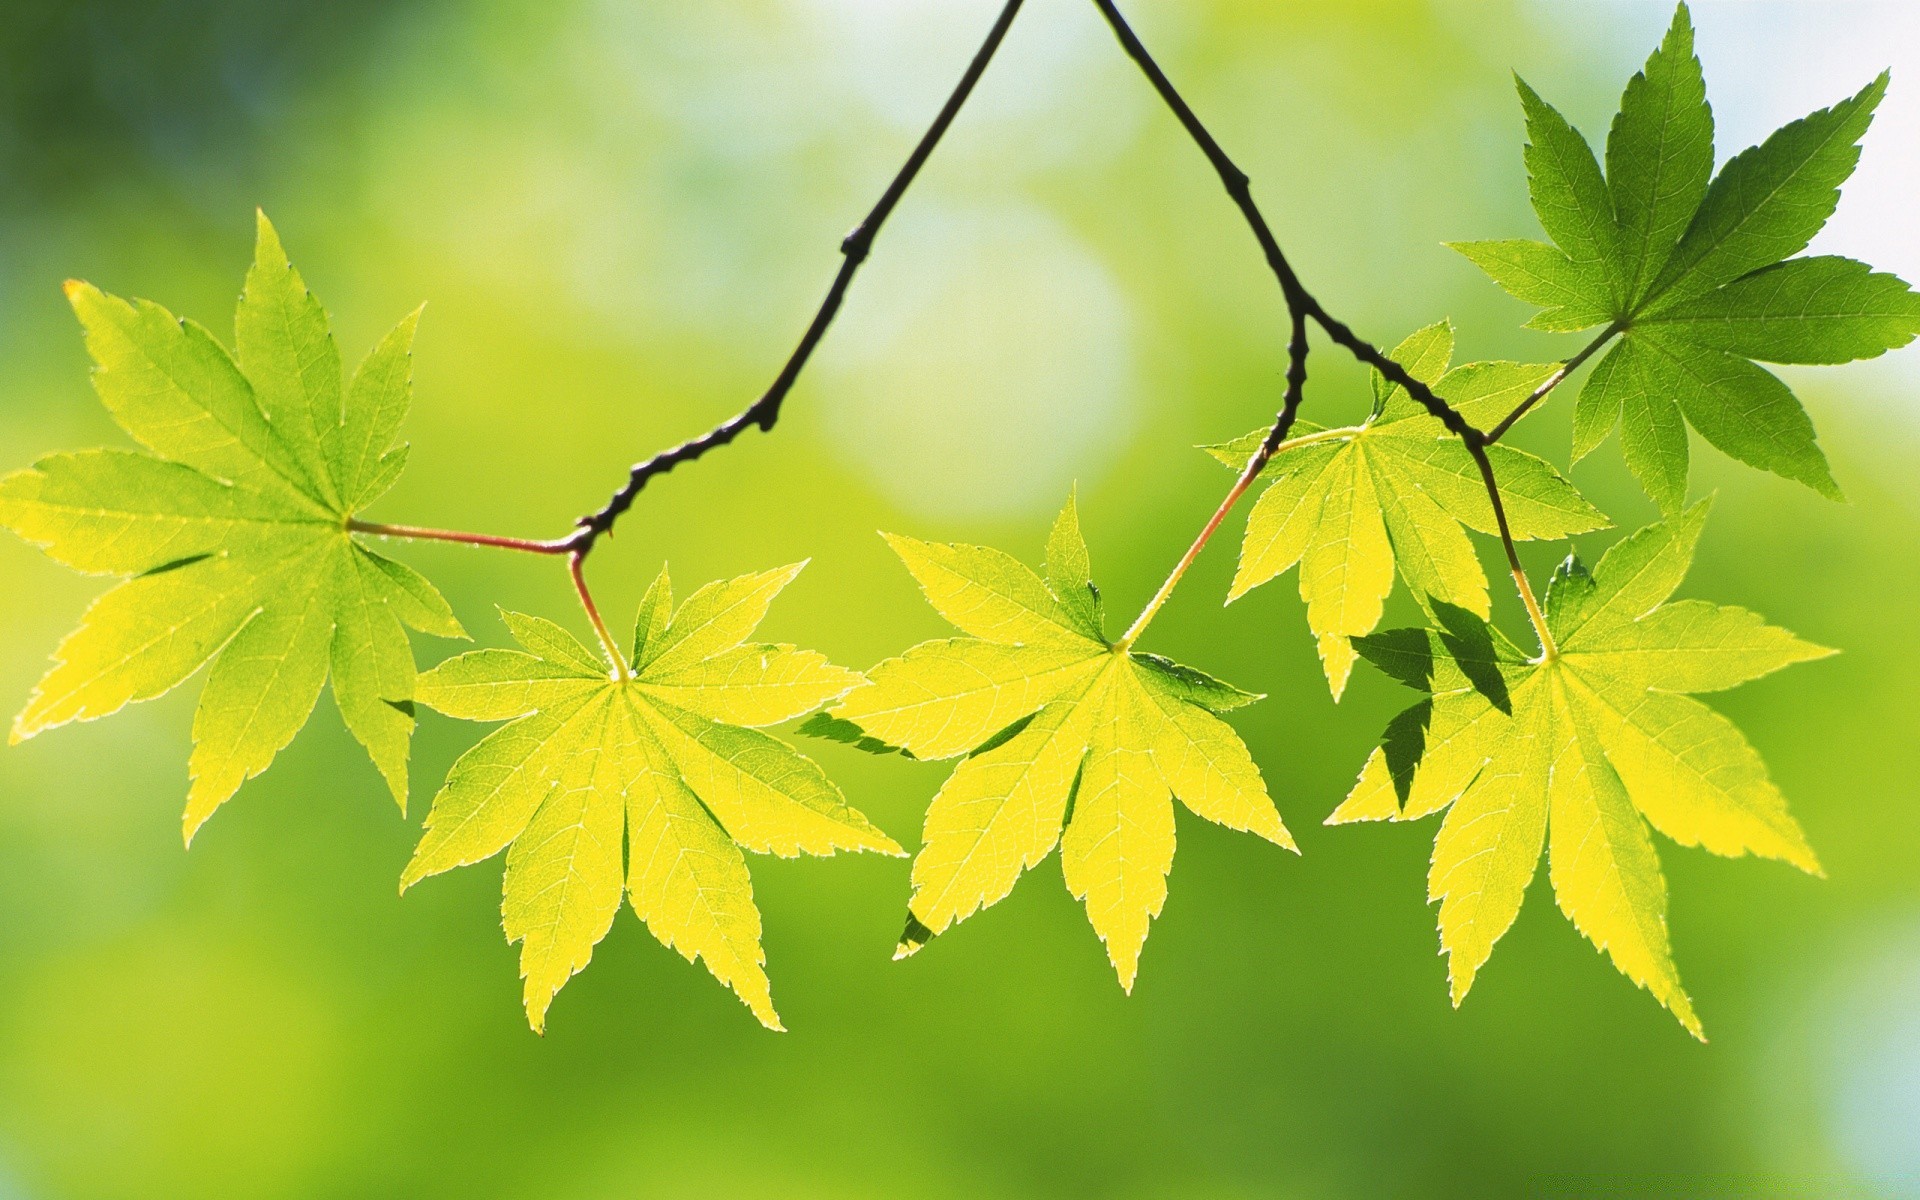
[363,0,1610,668]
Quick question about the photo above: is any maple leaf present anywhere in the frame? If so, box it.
[1330,500,1831,1037]
[1452,3,1920,511]
[403,563,899,1032]
[820,494,1294,990]
[1207,322,1607,698]
[0,212,464,841]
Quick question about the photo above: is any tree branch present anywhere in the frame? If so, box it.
[566,0,1029,556]
[1092,0,1594,658]
[1088,0,1478,442]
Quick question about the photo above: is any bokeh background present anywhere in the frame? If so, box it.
[1,1,1917,1196]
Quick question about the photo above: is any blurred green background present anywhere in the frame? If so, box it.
[2,1,1917,1196]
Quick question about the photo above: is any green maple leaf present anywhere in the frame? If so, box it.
[1330,500,1830,1037]
[0,212,464,841]
[403,563,900,1032]
[1207,322,1607,698]
[819,494,1293,990]
[1452,3,1920,511]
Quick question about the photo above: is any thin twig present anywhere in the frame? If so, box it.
[566,0,1029,556]
[1464,441,1556,657]
[349,0,1026,648]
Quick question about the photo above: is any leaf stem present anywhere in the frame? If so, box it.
[570,552,631,681]
[1481,324,1621,444]
[1464,436,1557,659]
[1118,456,1262,651]
[1267,424,1357,453]
[1119,310,1310,651]
[346,519,573,556]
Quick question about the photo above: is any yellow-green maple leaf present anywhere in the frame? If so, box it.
[1208,321,1608,698]
[0,212,464,841]
[824,495,1294,990]
[404,563,899,1032]
[1331,500,1830,1037]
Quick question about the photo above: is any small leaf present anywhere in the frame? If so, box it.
[835,495,1290,986]
[1576,338,1690,511]
[1225,330,1607,695]
[1445,240,1610,331]
[1344,504,1829,1035]
[1635,330,1841,502]
[408,564,891,1032]
[1371,320,1455,419]
[1458,11,1893,512]
[2,217,457,837]
[1516,76,1621,309]
[1046,487,1106,642]
[1650,73,1888,306]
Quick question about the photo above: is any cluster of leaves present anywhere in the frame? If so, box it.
[0,217,892,1030]
[817,3,1914,1036]
[2,4,1915,1037]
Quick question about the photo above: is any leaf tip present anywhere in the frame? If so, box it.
[894,912,934,960]
[398,870,432,898]
[1676,1003,1707,1043]
[1446,958,1479,1009]
[251,208,288,264]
